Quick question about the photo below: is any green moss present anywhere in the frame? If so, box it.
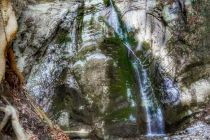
[103,0,110,7]
[56,30,71,44]
[74,45,96,61]
[142,41,150,51]
[77,5,84,19]
[134,41,151,61]
[105,107,136,122]
[76,2,85,44]
[89,16,94,27]
[100,37,137,122]
[100,0,162,123]
[127,31,138,47]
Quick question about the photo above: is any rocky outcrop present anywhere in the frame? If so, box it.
[111,0,210,127]
[12,0,210,138]
[11,0,30,18]
[13,1,112,138]
[0,1,70,139]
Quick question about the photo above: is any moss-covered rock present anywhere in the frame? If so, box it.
[99,37,139,136]
[103,0,110,7]
[56,30,71,44]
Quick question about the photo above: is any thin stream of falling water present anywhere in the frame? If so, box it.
[132,61,152,134]
[107,0,165,135]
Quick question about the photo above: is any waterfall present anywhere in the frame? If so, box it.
[107,0,165,135]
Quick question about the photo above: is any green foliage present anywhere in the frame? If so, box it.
[56,30,71,44]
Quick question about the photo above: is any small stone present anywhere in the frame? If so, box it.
[205,115,210,124]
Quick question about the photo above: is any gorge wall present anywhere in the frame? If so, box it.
[10,0,210,139]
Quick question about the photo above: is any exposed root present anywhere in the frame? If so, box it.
[0,97,27,140]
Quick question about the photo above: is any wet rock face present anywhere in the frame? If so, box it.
[11,0,29,18]
[12,0,210,138]
[13,0,84,129]
[13,2,77,76]
[162,77,180,105]
[13,0,113,137]
[114,0,210,125]
[13,2,79,112]
[73,54,112,138]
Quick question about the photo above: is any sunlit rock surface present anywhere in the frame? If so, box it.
[0,0,18,83]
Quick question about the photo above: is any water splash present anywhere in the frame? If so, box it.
[107,0,165,135]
